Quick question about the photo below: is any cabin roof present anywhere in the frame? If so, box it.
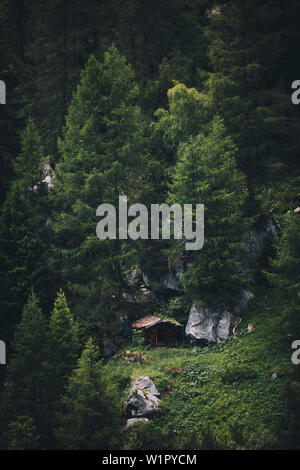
[132,315,182,329]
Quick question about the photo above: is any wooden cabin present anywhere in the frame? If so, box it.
[132,316,183,348]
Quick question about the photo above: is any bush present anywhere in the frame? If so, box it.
[114,371,132,390]
[131,329,145,349]
[166,296,189,323]
[123,420,175,450]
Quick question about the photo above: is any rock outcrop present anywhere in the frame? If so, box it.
[233,289,254,314]
[239,218,278,282]
[119,316,131,339]
[185,301,235,344]
[126,376,160,418]
[141,256,185,293]
[43,163,55,190]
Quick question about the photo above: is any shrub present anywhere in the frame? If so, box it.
[131,329,145,349]
[123,419,203,450]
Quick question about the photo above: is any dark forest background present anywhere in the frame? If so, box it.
[0,0,300,450]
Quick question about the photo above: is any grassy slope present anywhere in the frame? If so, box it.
[104,286,294,450]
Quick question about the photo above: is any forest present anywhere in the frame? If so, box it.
[0,0,300,451]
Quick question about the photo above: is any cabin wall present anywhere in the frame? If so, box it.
[144,325,181,347]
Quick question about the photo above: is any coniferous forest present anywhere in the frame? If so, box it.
[0,0,300,451]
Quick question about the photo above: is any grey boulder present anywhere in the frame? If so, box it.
[126,376,160,418]
[185,301,235,344]
[124,418,149,430]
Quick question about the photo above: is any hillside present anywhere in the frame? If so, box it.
[106,286,296,450]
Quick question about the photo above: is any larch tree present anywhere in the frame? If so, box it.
[158,84,250,306]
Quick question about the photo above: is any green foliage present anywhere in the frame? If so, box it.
[13,118,45,191]
[44,290,81,440]
[162,85,251,305]
[203,0,300,196]
[166,296,189,323]
[55,338,121,449]
[221,364,257,384]
[0,0,27,204]
[7,415,40,450]
[52,46,147,325]
[269,213,300,302]
[0,291,81,449]
[0,0,299,451]
[123,419,205,450]
[6,292,48,400]
[18,0,113,157]
[268,212,300,338]
[47,290,81,387]
[154,83,213,147]
[1,293,49,448]
[0,120,54,339]
[287,381,300,411]
[131,329,145,349]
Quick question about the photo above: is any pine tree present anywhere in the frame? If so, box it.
[55,338,121,450]
[1,292,48,448]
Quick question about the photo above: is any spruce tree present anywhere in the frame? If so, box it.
[46,290,81,404]
[0,119,54,340]
[52,46,147,327]
[13,117,44,191]
[55,338,120,450]
[1,292,48,448]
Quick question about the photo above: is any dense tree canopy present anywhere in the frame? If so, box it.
[0,0,299,451]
